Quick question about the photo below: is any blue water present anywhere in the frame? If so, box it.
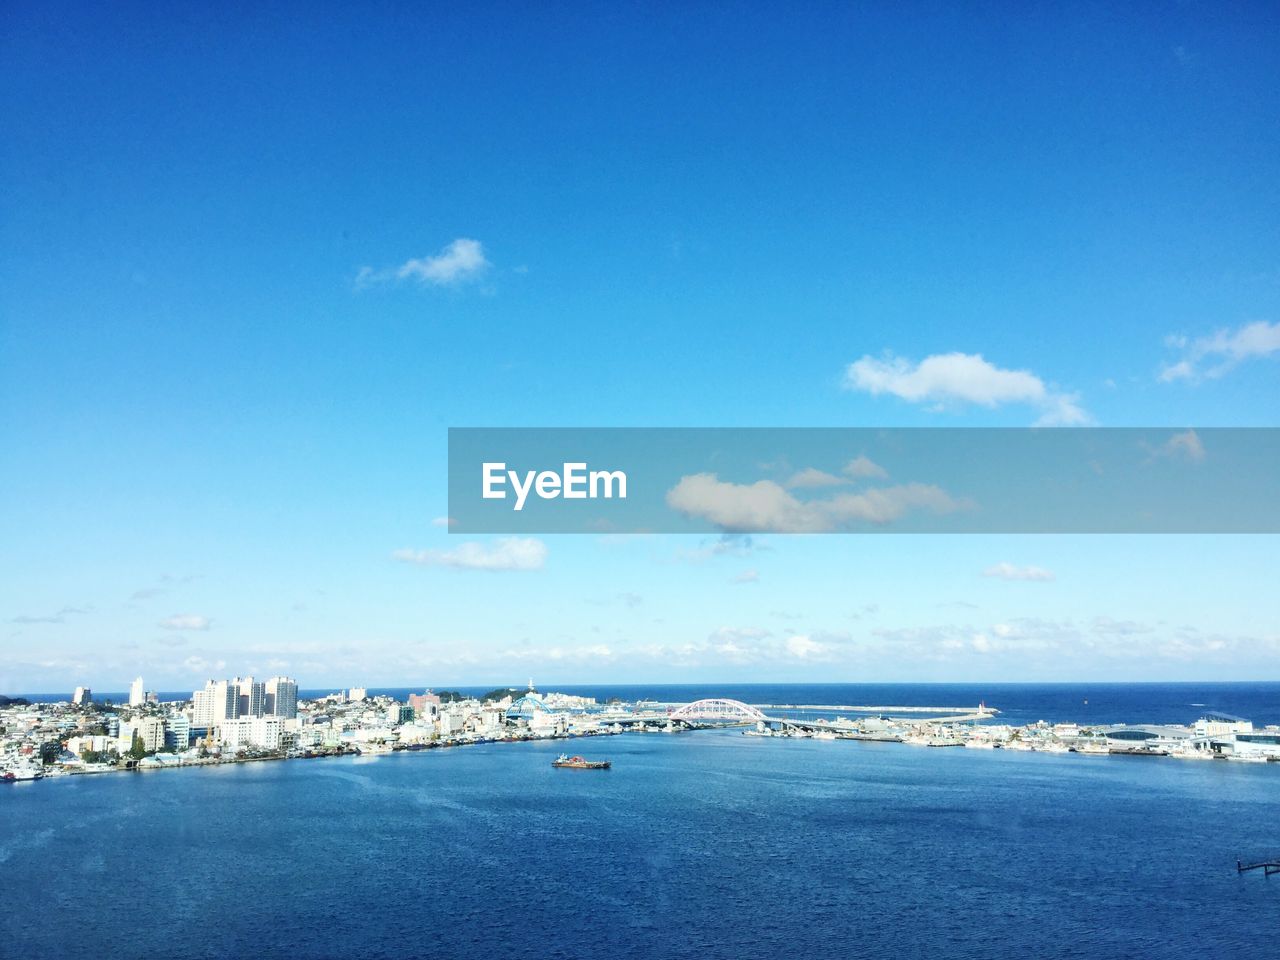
[21,682,1280,727]
[2,729,1277,959]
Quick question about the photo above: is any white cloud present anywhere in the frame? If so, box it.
[392,537,547,571]
[843,455,888,479]
[1160,320,1280,382]
[429,516,456,528]
[732,569,760,584]
[1155,429,1206,462]
[785,467,847,489]
[982,562,1055,582]
[667,473,967,533]
[1033,391,1091,427]
[159,614,211,631]
[707,626,772,663]
[676,533,765,562]
[784,457,888,488]
[10,606,87,625]
[494,643,614,662]
[182,655,227,674]
[709,626,771,644]
[356,238,490,288]
[785,634,826,659]
[844,351,1089,425]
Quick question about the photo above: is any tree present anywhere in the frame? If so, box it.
[128,732,147,760]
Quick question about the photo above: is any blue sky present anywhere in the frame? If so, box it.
[2,3,1278,692]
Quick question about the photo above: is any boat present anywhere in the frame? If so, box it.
[552,754,611,769]
[905,734,963,747]
[1227,753,1269,764]
[2,764,43,781]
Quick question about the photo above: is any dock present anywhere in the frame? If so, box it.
[1237,859,1280,877]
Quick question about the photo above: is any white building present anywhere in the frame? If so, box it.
[72,686,92,706]
[528,710,567,737]
[219,716,283,752]
[193,679,241,726]
[1195,714,1253,737]
[67,735,111,755]
[1230,733,1280,758]
[118,716,166,753]
[129,676,146,707]
[349,686,368,702]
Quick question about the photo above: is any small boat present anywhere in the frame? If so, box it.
[552,754,611,769]
[1169,748,1214,760]
[1227,753,1269,764]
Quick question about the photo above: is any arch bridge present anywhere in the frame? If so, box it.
[669,698,768,724]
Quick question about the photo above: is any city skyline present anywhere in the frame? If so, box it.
[3,4,1279,691]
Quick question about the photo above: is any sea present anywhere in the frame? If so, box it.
[3,683,1278,959]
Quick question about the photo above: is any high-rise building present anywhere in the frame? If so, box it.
[349,686,367,701]
[409,691,440,717]
[165,713,190,752]
[264,676,298,719]
[129,676,146,707]
[233,676,265,718]
[137,716,166,752]
[192,679,239,726]
[117,716,166,753]
[72,686,92,706]
[191,688,211,726]
[387,703,415,725]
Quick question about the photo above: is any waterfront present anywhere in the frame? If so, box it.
[27,682,1280,728]
[6,681,1280,784]
[2,728,1277,960]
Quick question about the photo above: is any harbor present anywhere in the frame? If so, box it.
[5,684,1279,784]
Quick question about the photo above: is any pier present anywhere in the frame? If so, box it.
[667,698,999,729]
[1237,859,1280,877]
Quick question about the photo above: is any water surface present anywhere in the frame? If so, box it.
[2,730,1277,959]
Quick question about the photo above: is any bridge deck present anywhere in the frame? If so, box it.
[752,703,999,715]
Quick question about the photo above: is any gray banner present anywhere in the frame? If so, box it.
[447,428,1280,534]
